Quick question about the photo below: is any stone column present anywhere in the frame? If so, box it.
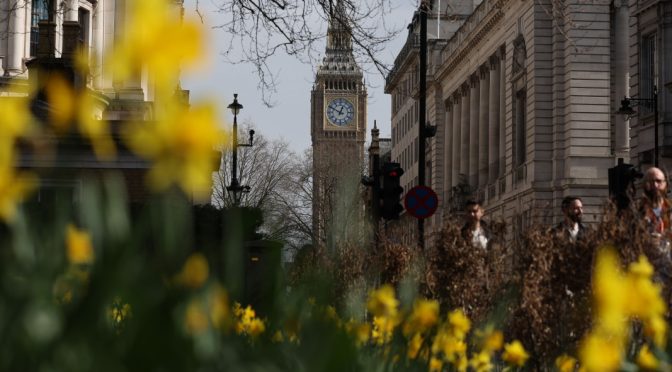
[489,54,501,181]
[92,1,105,89]
[614,0,629,160]
[478,65,490,187]
[469,74,480,187]
[119,0,144,100]
[460,84,470,180]
[444,99,453,196]
[66,0,78,21]
[452,92,462,186]
[499,46,506,176]
[7,0,26,74]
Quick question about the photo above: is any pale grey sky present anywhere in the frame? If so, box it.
[181,0,418,153]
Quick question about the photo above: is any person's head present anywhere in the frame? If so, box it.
[561,196,583,224]
[465,200,484,226]
[643,167,668,202]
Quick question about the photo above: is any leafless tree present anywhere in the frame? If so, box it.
[212,122,314,250]
[193,0,407,105]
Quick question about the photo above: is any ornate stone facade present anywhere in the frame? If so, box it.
[311,5,367,247]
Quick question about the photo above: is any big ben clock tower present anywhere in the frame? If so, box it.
[311,2,367,247]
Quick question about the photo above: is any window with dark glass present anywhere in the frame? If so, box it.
[640,33,657,114]
[30,0,51,56]
[78,8,90,52]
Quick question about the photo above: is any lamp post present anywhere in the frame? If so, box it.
[617,85,658,167]
[226,94,255,206]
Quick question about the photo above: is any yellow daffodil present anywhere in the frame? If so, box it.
[407,332,424,359]
[0,166,37,222]
[0,95,34,164]
[272,330,284,343]
[644,315,667,348]
[44,74,115,160]
[66,224,94,265]
[502,340,529,367]
[208,284,230,330]
[123,101,225,198]
[345,319,371,346]
[371,315,398,345]
[403,298,439,335]
[367,285,399,318]
[469,350,493,372]
[184,299,209,335]
[447,309,471,339]
[636,344,659,371]
[479,328,503,352]
[175,252,209,289]
[555,354,577,372]
[233,302,266,338]
[108,0,204,98]
[429,357,443,372]
[579,333,622,372]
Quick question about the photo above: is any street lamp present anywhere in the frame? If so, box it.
[226,93,255,206]
[616,85,658,167]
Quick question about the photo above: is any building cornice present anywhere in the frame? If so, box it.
[436,0,509,82]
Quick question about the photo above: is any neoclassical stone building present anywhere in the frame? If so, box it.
[0,0,190,203]
[387,0,671,241]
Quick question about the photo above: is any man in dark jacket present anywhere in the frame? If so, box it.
[552,196,586,242]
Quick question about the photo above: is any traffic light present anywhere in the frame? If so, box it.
[608,158,643,211]
[381,162,404,220]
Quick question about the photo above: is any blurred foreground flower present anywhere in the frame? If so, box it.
[0,166,37,222]
[123,102,225,198]
[108,0,204,98]
[66,224,94,265]
[44,74,116,160]
[403,298,439,335]
[175,252,209,289]
[367,284,399,318]
[233,303,265,338]
[501,340,529,367]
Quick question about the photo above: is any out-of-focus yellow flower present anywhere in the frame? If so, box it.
[447,309,471,339]
[175,252,209,289]
[108,297,132,326]
[185,299,209,335]
[593,248,627,338]
[66,224,94,265]
[0,95,33,163]
[123,102,225,198]
[636,344,659,371]
[502,340,529,367]
[579,333,622,372]
[109,0,204,98]
[208,284,229,330]
[429,357,443,372]
[479,328,503,352]
[407,333,424,359]
[555,354,577,372]
[44,74,115,160]
[403,298,439,335]
[247,318,265,337]
[346,319,371,346]
[371,315,398,345]
[0,167,37,222]
[367,285,399,318]
[629,255,654,279]
[272,330,284,343]
[469,350,493,372]
[644,315,667,348]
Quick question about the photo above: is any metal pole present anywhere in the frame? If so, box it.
[232,95,240,206]
[418,2,427,250]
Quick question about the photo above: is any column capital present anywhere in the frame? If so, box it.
[480,64,490,79]
[461,83,470,96]
[489,54,501,69]
[470,74,479,87]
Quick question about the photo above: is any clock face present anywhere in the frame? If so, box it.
[326,98,355,127]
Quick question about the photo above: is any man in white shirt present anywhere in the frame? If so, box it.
[461,200,491,250]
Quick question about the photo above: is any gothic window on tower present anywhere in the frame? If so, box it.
[640,33,657,115]
[30,0,51,57]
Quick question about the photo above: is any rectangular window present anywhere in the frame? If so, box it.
[78,8,90,53]
[30,0,51,56]
[640,33,657,113]
[513,89,527,167]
